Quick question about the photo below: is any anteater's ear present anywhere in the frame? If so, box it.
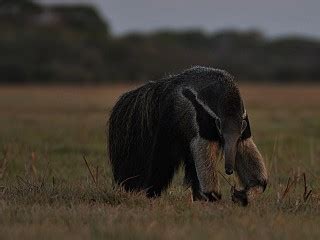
[182,88,221,142]
[241,112,251,140]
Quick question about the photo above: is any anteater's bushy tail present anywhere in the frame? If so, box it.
[108,83,165,191]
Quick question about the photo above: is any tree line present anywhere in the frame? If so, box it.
[1,0,320,84]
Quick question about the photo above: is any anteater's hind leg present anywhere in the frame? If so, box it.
[145,136,182,198]
[145,156,181,198]
[184,138,221,202]
[146,158,180,198]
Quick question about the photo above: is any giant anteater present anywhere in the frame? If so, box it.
[108,66,267,203]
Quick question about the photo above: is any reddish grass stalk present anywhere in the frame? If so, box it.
[30,151,38,179]
[82,155,97,186]
[303,173,312,202]
[280,177,295,202]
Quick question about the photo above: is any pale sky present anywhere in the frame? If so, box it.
[41,0,320,38]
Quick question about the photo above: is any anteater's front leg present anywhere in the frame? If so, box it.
[233,137,268,205]
[186,137,221,202]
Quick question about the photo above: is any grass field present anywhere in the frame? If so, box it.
[0,84,320,239]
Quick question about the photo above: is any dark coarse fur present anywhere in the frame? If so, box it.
[110,67,230,195]
[108,66,267,199]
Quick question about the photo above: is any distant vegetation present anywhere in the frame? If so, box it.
[1,0,320,83]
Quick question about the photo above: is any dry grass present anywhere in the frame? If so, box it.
[0,84,320,239]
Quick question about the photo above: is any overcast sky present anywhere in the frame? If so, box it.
[41,0,320,38]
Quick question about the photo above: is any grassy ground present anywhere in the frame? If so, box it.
[0,84,320,239]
